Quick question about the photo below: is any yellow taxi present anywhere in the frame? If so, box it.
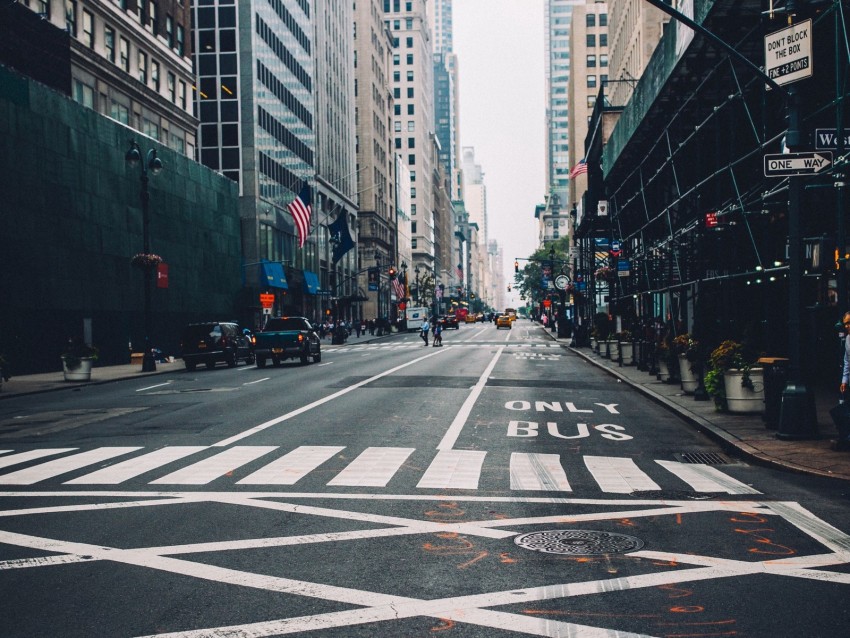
[465,313,478,323]
[495,314,512,329]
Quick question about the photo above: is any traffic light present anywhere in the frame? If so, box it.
[388,266,396,278]
[514,260,519,273]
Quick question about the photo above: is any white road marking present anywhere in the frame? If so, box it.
[327,447,414,487]
[0,494,843,638]
[150,446,278,484]
[64,447,208,484]
[211,348,448,447]
[136,381,172,391]
[509,452,571,491]
[584,455,661,493]
[0,448,140,485]
[437,346,504,450]
[656,459,762,494]
[237,446,344,485]
[242,377,270,385]
[417,449,487,489]
[0,449,77,470]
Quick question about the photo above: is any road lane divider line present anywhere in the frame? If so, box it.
[436,346,504,451]
[137,381,173,391]
[212,348,450,447]
[242,377,270,386]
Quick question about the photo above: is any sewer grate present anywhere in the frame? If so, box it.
[674,451,731,465]
[514,530,645,556]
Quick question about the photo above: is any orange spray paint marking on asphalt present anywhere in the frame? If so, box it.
[499,552,518,564]
[431,618,455,632]
[659,584,692,598]
[670,606,705,613]
[458,551,489,569]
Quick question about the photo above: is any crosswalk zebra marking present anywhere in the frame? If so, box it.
[584,455,662,494]
[0,448,141,485]
[509,452,572,491]
[416,449,487,489]
[64,446,209,485]
[150,446,278,485]
[0,446,761,495]
[237,446,344,485]
[656,460,761,494]
[0,449,76,470]
[327,447,415,487]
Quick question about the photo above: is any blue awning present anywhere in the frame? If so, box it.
[303,270,320,295]
[261,262,288,289]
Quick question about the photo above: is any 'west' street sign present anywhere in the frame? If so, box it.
[764,151,832,177]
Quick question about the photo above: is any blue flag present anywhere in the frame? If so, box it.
[328,210,355,264]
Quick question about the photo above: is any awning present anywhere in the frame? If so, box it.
[262,262,288,289]
[303,270,320,295]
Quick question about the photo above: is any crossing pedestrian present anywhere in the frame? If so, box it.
[420,317,430,346]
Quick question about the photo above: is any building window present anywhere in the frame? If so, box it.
[405,18,412,29]
[408,154,415,165]
[104,26,115,62]
[166,15,174,47]
[600,34,607,47]
[586,34,595,47]
[586,14,595,27]
[587,95,596,108]
[407,121,414,131]
[600,13,608,27]
[72,79,94,108]
[600,54,608,67]
[35,0,49,19]
[110,99,129,124]
[151,60,160,91]
[407,87,413,98]
[393,71,400,82]
[587,75,596,88]
[406,54,413,64]
[393,54,399,65]
[148,1,159,33]
[81,10,94,48]
[167,72,176,102]
[178,80,187,110]
[586,54,596,68]
[119,36,130,72]
[411,221,417,233]
[406,70,413,81]
[411,187,416,198]
[407,104,414,114]
[393,87,400,99]
[406,36,413,48]
[407,137,415,148]
[176,24,185,56]
[394,104,401,115]
[65,1,77,37]
[394,121,402,132]
[395,138,401,149]
[138,50,148,84]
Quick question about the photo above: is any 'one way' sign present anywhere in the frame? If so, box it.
[763,151,832,177]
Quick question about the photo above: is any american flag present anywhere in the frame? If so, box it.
[391,277,406,300]
[455,264,463,279]
[569,158,588,179]
[287,183,313,248]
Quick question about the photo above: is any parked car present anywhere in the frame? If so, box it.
[496,314,513,329]
[438,314,459,330]
[180,321,256,371]
[254,316,322,367]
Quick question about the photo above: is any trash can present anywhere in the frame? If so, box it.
[759,357,789,429]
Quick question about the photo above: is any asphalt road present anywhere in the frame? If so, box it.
[1,319,849,637]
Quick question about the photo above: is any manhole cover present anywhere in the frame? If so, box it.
[514,530,645,555]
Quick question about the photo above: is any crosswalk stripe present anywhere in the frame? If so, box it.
[655,460,761,494]
[0,449,77,470]
[0,448,141,485]
[150,446,277,485]
[327,447,415,487]
[583,455,661,494]
[417,450,487,489]
[64,447,209,485]
[509,453,572,491]
[237,446,344,485]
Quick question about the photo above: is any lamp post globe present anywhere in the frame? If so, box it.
[126,140,163,372]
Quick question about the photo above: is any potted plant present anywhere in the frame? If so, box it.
[61,337,99,382]
[655,340,673,381]
[673,333,700,394]
[708,340,764,413]
[131,253,163,270]
[617,330,634,364]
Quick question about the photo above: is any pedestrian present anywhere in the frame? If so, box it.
[420,317,430,346]
[433,320,443,347]
[355,321,362,338]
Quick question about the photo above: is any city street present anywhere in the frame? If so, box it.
[1,320,849,637]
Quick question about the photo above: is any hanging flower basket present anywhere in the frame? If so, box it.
[594,266,616,281]
[131,253,163,270]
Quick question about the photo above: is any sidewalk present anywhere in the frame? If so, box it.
[546,330,850,483]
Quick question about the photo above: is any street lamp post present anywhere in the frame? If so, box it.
[374,251,382,327]
[414,266,421,306]
[126,140,163,372]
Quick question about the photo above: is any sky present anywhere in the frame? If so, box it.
[452,0,546,287]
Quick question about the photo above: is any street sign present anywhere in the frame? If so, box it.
[764,19,812,87]
[764,151,832,177]
[610,241,621,256]
[259,293,275,308]
[617,259,630,277]
[554,274,570,290]
[815,129,850,150]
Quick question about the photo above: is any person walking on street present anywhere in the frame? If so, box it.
[433,320,443,347]
[420,317,430,346]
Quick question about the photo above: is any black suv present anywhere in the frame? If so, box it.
[438,315,459,330]
[180,322,255,371]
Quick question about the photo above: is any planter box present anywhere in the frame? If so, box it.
[657,359,671,382]
[620,342,634,365]
[679,354,699,394]
[62,357,94,382]
[606,340,619,360]
[723,368,764,414]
